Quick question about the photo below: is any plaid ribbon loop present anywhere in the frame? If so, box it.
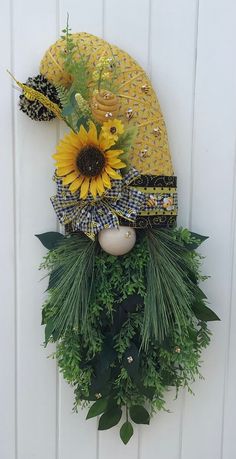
[51,168,146,239]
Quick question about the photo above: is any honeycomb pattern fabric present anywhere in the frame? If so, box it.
[40,32,174,176]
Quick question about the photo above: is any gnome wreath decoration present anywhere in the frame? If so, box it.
[10,20,219,444]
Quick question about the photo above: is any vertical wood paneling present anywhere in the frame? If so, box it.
[2,1,236,458]
[12,1,58,458]
[0,1,16,458]
[181,1,236,458]
[139,2,199,458]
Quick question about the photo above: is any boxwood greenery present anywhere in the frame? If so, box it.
[37,227,219,444]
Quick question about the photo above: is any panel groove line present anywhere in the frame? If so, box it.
[10,0,18,455]
[179,1,200,456]
[220,137,236,459]
[188,0,200,231]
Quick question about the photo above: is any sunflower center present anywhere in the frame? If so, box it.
[76,146,105,177]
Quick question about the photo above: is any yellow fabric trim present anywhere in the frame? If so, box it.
[140,209,178,216]
[132,186,177,194]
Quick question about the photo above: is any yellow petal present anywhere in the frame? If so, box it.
[53,153,76,160]
[63,131,81,147]
[107,158,126,169]
[101,171,111,188]
[96,175,105,194]
[105,149,123,158]
[90,178,98,198]
[62,136,81,148]
[57,165,75,176]
[107,157,123,166]
[80,177,90,199]
[77,124,88,146]
[55,160,75,167]
[62,172,79,186]
[87,121,98,144]
[69,176,85,193]
[105,165,122,180]
[95,177,104,196]
[99,133,116,150]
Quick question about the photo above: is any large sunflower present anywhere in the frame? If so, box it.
[53,121,126,199]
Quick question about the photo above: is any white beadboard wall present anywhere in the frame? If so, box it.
[1,1,236,458]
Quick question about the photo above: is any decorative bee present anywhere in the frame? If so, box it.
[147,194,158,207]
[162,197,174,211]
[138,148,150,162]
[126,108,133,120]
[141,84,150,94]
[153,127,161,138]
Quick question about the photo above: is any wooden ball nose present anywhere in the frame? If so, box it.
[98,226,136,256]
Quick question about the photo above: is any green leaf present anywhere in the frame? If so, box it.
[120,421,134,444]
[35,232,64,250]
[76,116,88,131]
[44,318,55,344]
[98,407,122,430]
[61,103,74,116]
[186,232,208,250]
[138,384,156,399]
[86,398,109,419]
[195,286,207,300]
[96,336,117,373]
[192,301,220,322]
[47,267,64,291]
[69,91,77,106]
[111,126,138,153]
[130,405,150,425]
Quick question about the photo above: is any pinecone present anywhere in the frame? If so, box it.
[19,74,60,121]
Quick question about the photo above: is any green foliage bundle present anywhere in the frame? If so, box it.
[38,228,219,444]
[38,232,97,342]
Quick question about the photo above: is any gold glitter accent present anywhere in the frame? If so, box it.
[141,84,150,94]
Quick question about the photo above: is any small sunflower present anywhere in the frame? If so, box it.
[101,119,124,141]
[53,121,126,199]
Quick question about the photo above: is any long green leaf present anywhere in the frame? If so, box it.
[192,301,220,321]
[129,405,150,425]
[120,421,134,444]
[35,232,64,250]
[86,398,108,419]
[98,407,122,430]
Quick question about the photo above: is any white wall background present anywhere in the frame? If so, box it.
[1,0,236,458]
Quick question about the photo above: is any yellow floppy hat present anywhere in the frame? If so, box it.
[40,32,173,176]
[39,32,177,231]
